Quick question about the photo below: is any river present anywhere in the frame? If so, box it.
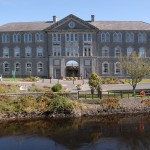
[0,114,150,150]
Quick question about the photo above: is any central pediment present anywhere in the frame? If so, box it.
[45,14,98,31]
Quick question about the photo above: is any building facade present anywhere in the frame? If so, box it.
[0,14,150,78]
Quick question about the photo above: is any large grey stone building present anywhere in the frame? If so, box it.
[0,14,150,79]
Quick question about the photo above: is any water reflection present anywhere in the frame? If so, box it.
[0,114,150,150]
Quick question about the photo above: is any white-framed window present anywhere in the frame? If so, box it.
[101,32,110,42]
[35,33,44,42]
[83,33,92,42]
[3,62,10,73]
[53,33,61,42]
[113,32,122,42]
[14,62,21,72]
[83,46,92,56]
[138,33,147,43]
[37,62,43,73]
[114,62,121,74]
[26,62,32,72]
[139,47,146,58]
[126,32,134,43]
[102,62,109,74]
[24,33,32,43]
[114,46,121,57]
[66,33,78,42]
[66,47,79,56]
[3,47,9,57]
[13,33,21,43]
[2,34,10,43]
[53,47,61,56]
[25,46,32,57]
[127,47,133,57]
[37,46,43,57]
[14,47,20,57]
[102,46,109,57]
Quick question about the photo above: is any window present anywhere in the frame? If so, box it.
[102,46,109,57]
[66,47,79,56]
[35,33,44,42]
[83,33,92,42]
[24,33,32,43]
[101,32,110,42]
[37,62,43,73]
[127,47,133,57]
[53,33,61,42]
[25,46,32,57]
[139,47,146,58]
[26,62,32,72]
[66,33,78,42]
[3,47,9,57]
[13,33,21,43]
[83,47,92,56]
[3,62,10,72]
[14,62,21,72]
[115,47,121,57]
[53,47,61,56]
[115,62,121,74]
[102,62,109,74]
[14,47,20,57]
[113,32,122,42]
[2,34,10,43]
[138,33,147,43]
[37,46,43,57]
[126,32,134,42]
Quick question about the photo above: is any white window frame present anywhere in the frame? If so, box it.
[114,46,121,57]
[37,46,43,57]
[26,62,32,73]
[66,33,78,42]
[2,34,10,43]
[24,33,32,43]
[14,62,21,72]
[127,47,133,57]
[25,46,32,57]
[139,47,146,58]
[13,33,21,43]
[102,62,109,74]
[37,62,44,73]
[114,62,121,74]
[14,47,20,57]
[35,33,44,42]
[53,46,61,56]
[83,33,92,42]
[138,33,147,43]
[102,46,109,58]
[3,47,9,58]
[53,33,61,43]
[113,32,122,42]
[3,62,10,73]
[83,46,92,57]
[101,32,110,42]
[126,32,134,43]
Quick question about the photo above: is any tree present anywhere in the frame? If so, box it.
[120,51,150,96]
[88,72,102,99]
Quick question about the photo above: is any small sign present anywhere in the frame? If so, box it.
[20,85,28,91]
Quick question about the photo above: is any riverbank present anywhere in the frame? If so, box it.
[0,97,150,120]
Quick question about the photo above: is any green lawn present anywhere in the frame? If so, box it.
[121,79,150,84]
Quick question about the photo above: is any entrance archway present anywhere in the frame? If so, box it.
[66,60,79,77]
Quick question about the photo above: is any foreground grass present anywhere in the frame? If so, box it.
[121,79,150,84]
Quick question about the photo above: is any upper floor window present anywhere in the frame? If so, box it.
[37,62,43,73]
[138,33,147,43]
[139,47,146,58]
[101,32,110,42]
[25,46,32,57]
[83,46,92,56]
[36,46,43,57]
[14,47,20,57]
[127,47,133,57]
[13,33,21,43]
[53,33,61,42]
[114,46,121,57]
[66,33,78,42]
[113,32,122,42]
[126,32,134,43]
[2,34,10,43]
[3,62,10,72]
[24,33,32,43]
[102,46,109,57]
[102,62,109,74]
[14,62,21,72]
[114,62,121,74]
[35,33,44,42]
[66,47,79,56]
[26,62,32,72]
[53,46,61,56]
[3,47,9,57]
[83,33,92,42]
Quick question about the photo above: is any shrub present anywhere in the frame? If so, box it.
[101,98,120,108]
[51,84,62,92]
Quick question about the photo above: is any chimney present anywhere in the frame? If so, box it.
[53,16,57,23]
[91,15,95,22]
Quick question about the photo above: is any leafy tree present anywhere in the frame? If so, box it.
[120,51,150,96]
[88,72,102,99]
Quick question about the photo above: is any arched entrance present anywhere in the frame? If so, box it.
[66,60,79,77]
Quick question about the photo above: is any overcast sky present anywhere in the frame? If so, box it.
[0,0,150,25]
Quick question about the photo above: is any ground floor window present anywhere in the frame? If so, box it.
[102,62,109,74]
[15,62,21,72]
[3,62,10,72]
[37,62,43,73]
[26,62,32,73]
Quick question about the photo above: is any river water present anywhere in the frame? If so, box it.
[0,114,150,150]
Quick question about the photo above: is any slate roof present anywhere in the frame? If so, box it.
[90,21,150,30]
[0,21,54,32]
